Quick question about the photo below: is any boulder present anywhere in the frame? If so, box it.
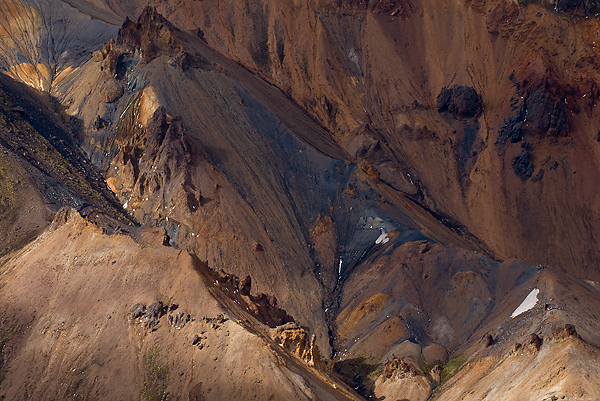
[128,303,146,320]
[143,301,166,330]
[528,333,543,351]
[564,324,577,337]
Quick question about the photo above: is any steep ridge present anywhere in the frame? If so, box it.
[0,71,131,257]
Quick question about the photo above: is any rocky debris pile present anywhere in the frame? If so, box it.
[191,333,207,349]
[381,356,423,379]
[210,270,294,328]
[436,85,482,120]
[168,309,191,329]
[128,300,190,331]
[272,322,322,368]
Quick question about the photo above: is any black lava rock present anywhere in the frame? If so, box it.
[437,85,482,120]
[498,104,526,144]
[143,301,166,330]
[128,303,146,320]
[523,84,569,137]
[512,149,533,180]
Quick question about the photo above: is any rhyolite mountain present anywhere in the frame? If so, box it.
[1,0,600,400]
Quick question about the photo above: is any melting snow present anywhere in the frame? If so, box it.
[510,288,540,318]
[338,259,343,277]
[375,228,390,244]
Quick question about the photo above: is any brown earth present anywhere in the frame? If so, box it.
[0,208,360,400]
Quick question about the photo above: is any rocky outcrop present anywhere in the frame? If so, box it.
[381,356,423,379]
[528,333,543,352]
[128,303,146,320]
[128,300,189,331]
[552,323,580,339]
[374,356,432,401]
[168,310,191,329]
[512,147,534,180]
[522,82,569,138]
[117,7,183,61]
[272,322,323,368]
[436,86,482,120]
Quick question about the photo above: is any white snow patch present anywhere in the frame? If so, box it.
[338,259,343,277]
[375,228,390,244]
[511,288,540,318]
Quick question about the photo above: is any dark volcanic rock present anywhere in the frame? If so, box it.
[437,85,482,120]
[523,84,569,137]
[512,149,533,180]
[143,301,166,330]
[128,303,146,320]
[498,105,525,144]
[168,311,191,328]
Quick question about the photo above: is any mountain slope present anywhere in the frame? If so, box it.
[0,208,360,400]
